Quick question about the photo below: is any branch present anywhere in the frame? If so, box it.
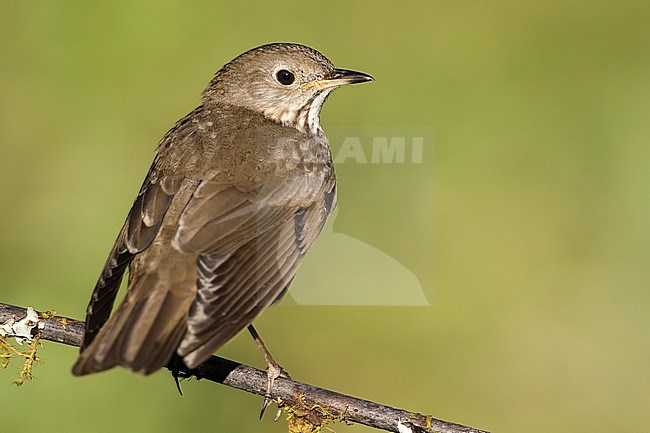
[0,302,488,433]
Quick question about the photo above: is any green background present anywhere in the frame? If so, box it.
[1,1,649,432]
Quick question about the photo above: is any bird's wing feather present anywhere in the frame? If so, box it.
[174,177,335,368]
[80,166,183,350]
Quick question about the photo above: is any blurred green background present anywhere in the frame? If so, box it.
[1,1,649,432]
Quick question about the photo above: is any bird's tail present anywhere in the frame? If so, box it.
[72,272,194,376]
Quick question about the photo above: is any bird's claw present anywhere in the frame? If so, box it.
[260,362,291,420]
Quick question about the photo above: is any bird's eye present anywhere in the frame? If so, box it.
[276,69,295,85]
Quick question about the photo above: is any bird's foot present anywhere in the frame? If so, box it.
[261,359,291,419]
[247,324,290,420]
[167,354,191,396]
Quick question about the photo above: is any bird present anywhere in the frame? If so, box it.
[71,43,373,402]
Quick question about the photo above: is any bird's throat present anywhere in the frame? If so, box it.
[266,89,333,136]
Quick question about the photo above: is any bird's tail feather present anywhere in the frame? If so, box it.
[72,273,194,376]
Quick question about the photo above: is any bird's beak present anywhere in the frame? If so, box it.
[301,68,374,90]
[330,68,374,85]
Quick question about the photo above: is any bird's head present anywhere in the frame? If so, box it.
[203,43,373,134]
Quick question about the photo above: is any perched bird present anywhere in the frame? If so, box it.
[71,43,373,398]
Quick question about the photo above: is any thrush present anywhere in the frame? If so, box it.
[71,43,373,401]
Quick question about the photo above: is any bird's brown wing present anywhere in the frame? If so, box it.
[80,166,184,350]
[173,176,336,368]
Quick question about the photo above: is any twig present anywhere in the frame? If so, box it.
[0,302,488,433]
